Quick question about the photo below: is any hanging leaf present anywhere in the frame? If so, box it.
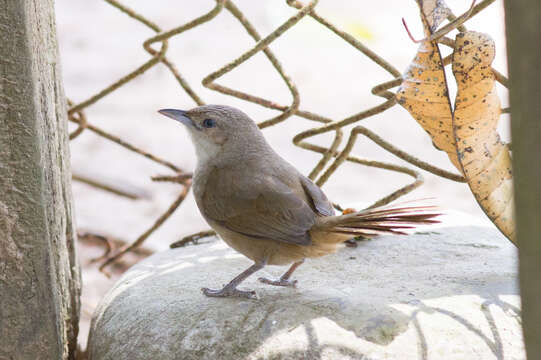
[452,31,515,242]
[396,2,516,243]
[396,0,462,173]
[420,0,451,32]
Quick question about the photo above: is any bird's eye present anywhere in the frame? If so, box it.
[202,118,216,128]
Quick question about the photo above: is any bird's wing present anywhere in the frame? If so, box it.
[201,167,317,245]
[300,176,335,216]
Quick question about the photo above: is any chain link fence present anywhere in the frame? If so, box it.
[63,0,505,272]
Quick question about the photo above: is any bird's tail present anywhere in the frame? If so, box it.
[315,203,441,239]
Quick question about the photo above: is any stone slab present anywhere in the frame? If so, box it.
[88,216,523,360]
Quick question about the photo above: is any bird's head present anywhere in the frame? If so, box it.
[158,104,264,164]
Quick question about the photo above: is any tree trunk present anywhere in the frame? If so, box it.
[0,1,80,359]
[504,1,541,359]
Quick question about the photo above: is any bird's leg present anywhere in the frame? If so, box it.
[258,259,304,288]
[202,262,265,299]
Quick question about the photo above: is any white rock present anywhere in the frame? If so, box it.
[88,216,524,360]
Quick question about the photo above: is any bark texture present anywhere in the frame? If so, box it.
[0,0,80,359]
[504,1,541,359]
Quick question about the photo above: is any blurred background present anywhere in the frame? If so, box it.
[54,0,508,348]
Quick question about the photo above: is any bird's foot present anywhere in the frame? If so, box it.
[258,277,298,288]
[201,286,258,300]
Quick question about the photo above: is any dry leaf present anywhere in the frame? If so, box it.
[452,31,515,242]
[397,0,462,172]
[397,2,515,243]
[419,0,452,32]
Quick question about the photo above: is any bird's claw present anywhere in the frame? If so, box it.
[201,287,258,300]
[258,277,298,288]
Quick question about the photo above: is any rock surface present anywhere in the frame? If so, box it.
[88,216,523,360]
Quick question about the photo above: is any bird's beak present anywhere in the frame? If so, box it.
[158,109,195,128]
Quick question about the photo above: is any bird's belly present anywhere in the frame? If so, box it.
[211,223,298,265]
[208,220,346,266]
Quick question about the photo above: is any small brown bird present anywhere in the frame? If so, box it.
[158,105,438,299]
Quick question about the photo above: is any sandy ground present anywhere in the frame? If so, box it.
[54,0,509,349]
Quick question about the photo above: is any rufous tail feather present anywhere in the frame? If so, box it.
[316,205,441,238]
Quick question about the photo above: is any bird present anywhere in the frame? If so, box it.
[158,105,439,299]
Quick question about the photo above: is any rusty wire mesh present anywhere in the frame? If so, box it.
[65,0,507,272]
